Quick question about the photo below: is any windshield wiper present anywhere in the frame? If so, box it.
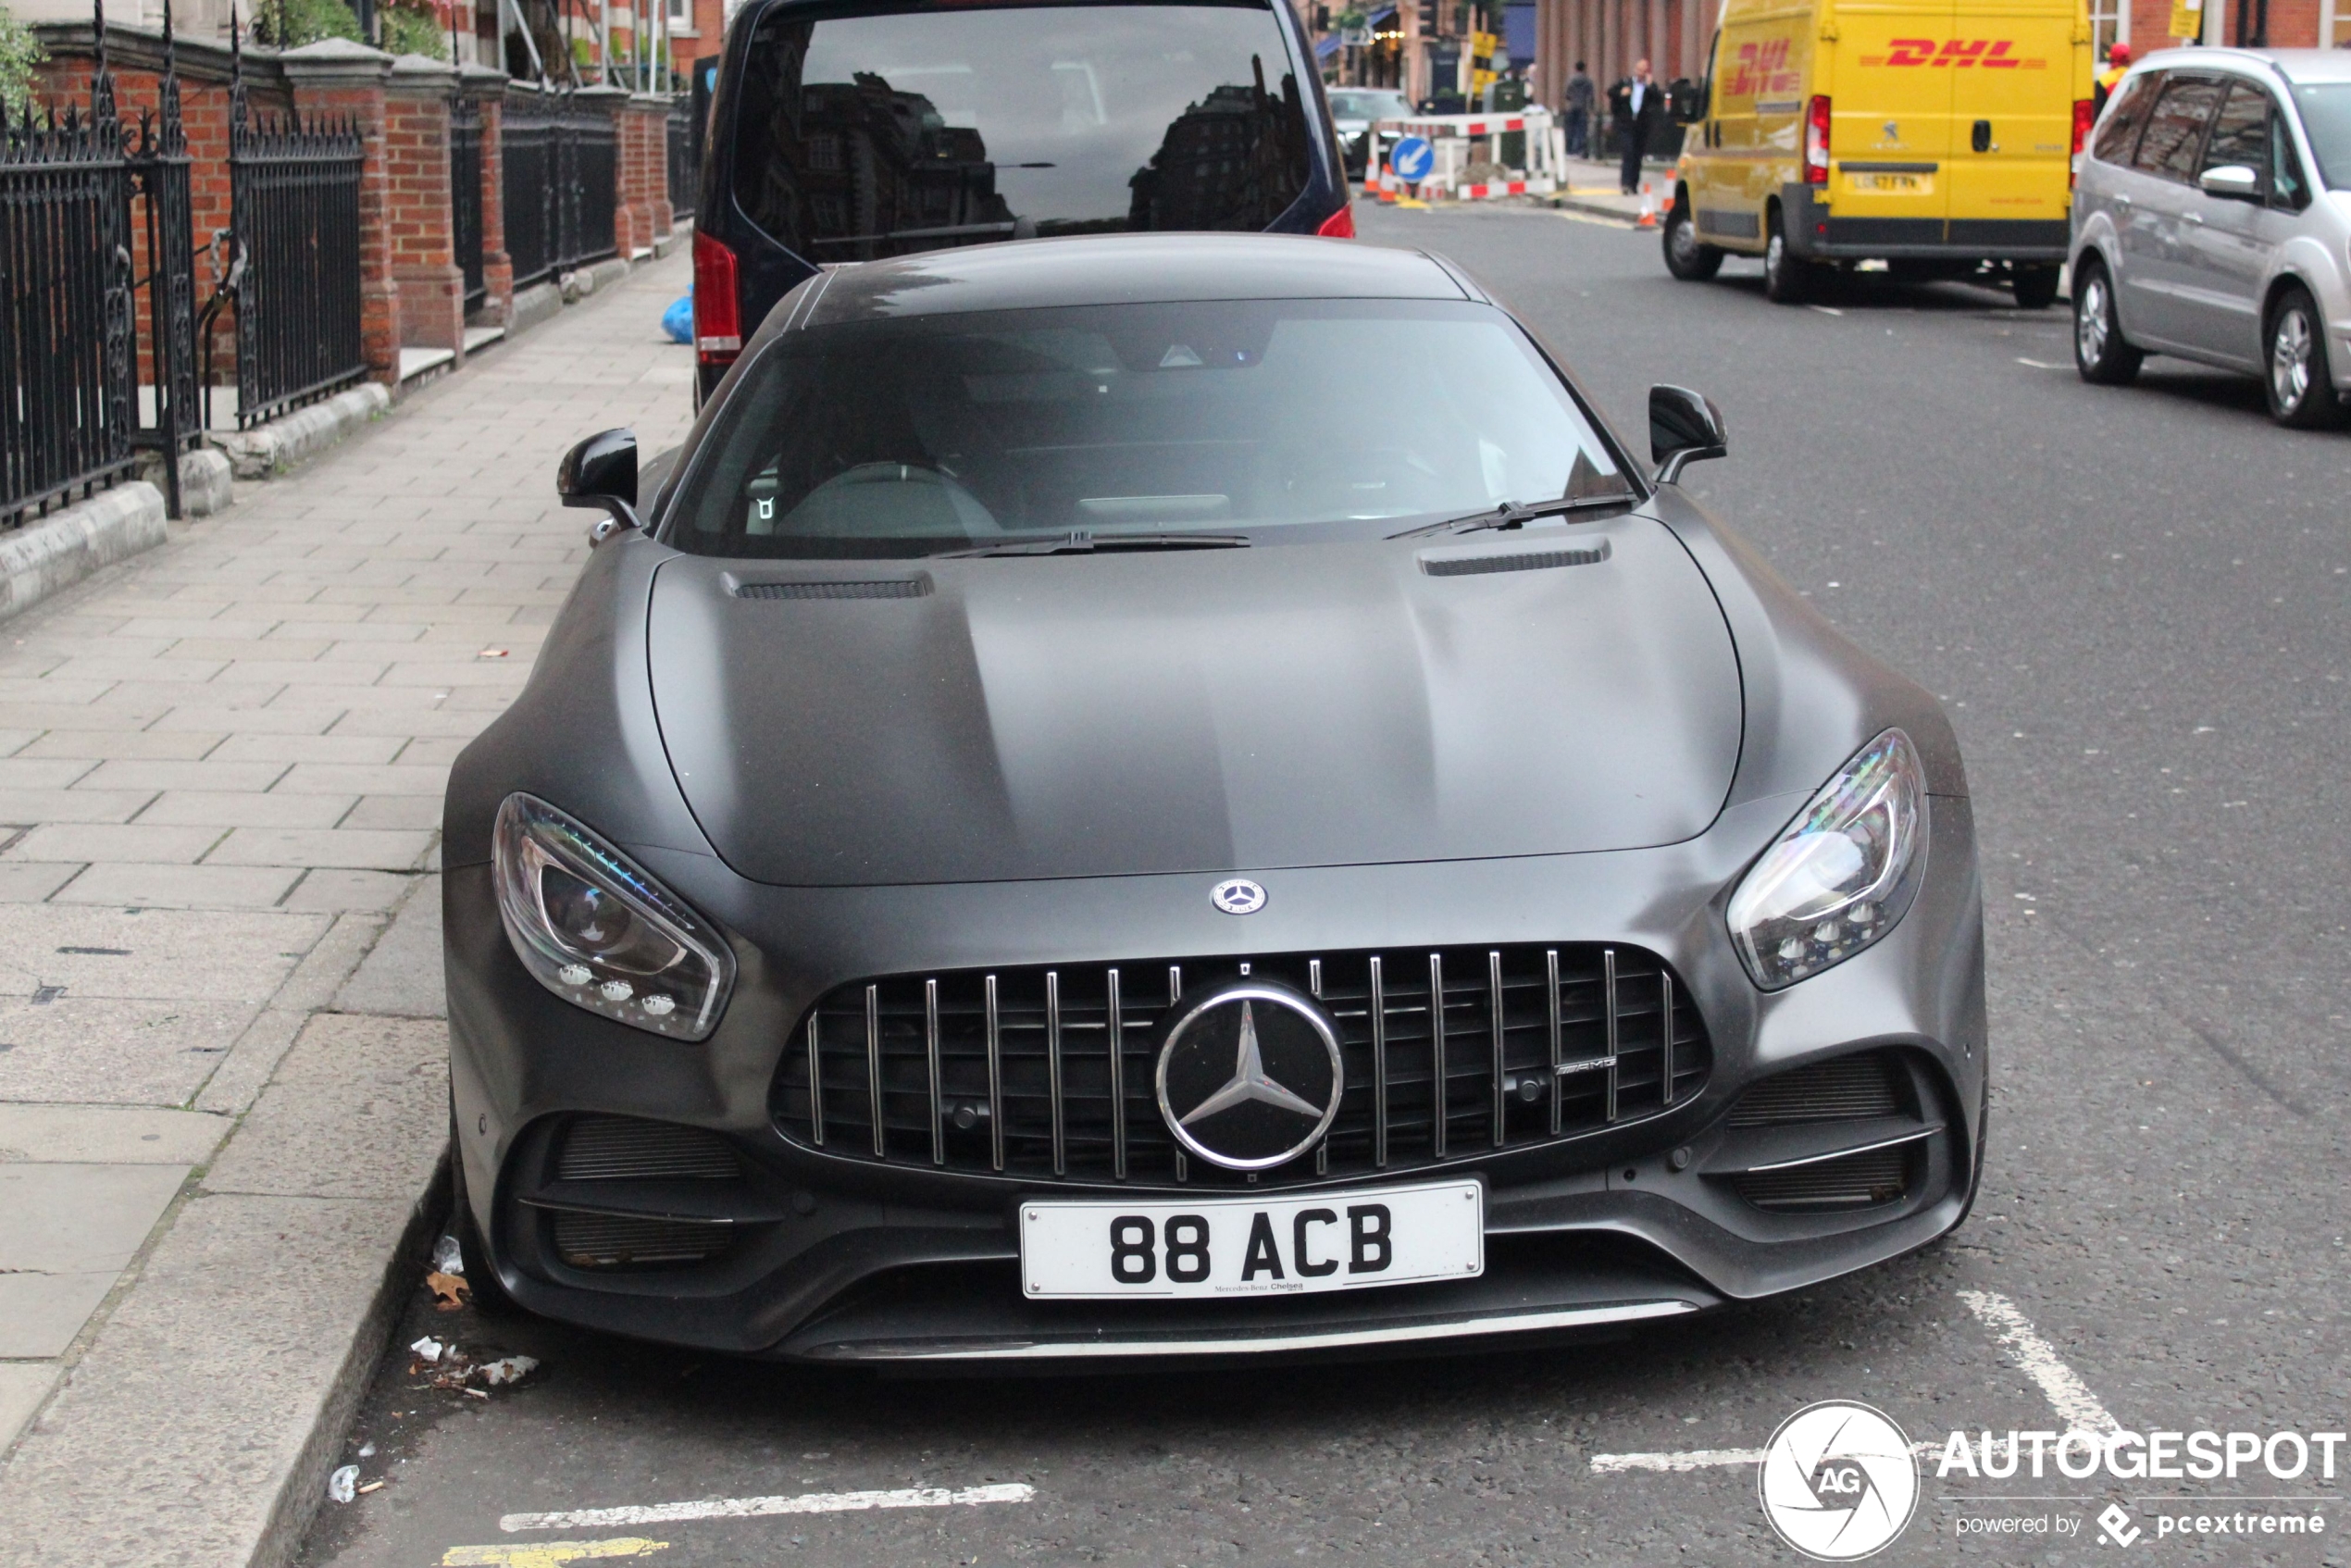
[1389,494,1633,540]
[935,530,1251,559]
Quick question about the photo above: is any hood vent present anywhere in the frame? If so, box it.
[1421,539,1611,578]
[734,578,930,601]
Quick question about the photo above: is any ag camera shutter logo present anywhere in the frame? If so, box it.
[1759,1401,1921,1560]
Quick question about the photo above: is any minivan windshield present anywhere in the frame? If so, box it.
[2292,82,2351,190]
[731,0,1314,261]
[670,298,1634,558]
[1328,91,1411,120]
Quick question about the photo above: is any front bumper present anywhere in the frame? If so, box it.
[448,793,1986,1363]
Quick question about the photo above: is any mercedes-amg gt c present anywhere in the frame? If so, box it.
[443,233,1986,1363]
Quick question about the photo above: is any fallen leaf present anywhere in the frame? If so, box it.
[427,1272,471,1311]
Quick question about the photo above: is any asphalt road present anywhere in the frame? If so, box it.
[302,205,2350,1568]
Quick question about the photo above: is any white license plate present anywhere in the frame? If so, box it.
[1847,172,1930,193]
[1019,1179,1484,1300]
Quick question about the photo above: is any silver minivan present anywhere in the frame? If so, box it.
[2071,48,2351,427]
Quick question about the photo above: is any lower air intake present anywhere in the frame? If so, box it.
[557,1115,740,1181]
[1725,1052,1901,1126]
[1734,1145,1910,1212]
[553,1211,733,1268]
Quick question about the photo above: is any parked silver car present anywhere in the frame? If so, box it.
[2071,48,2351,427]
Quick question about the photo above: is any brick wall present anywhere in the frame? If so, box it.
[383,64,465,359]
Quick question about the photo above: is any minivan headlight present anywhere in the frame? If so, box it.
[1727,729,1926,990]
[492,793,736,1039]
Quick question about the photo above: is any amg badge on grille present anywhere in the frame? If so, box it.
[1210,877,1266,915]
[1155,982,1343,1170]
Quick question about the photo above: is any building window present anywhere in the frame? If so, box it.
[667,0,690,25]
[2325,0,2351,46]
[2088,0,2125,58]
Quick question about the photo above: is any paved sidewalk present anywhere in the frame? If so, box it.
[0,251,694,1566]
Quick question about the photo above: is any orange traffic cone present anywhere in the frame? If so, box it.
[1376,162,1399,205]
[1635,181,1659,229]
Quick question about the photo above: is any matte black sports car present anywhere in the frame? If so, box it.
[444,234,1987,1363]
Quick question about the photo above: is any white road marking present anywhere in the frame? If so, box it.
[1959,1289,2119,1434]
[1592,1441,1942,1474]
[1593,1448,1765,1473]
[2016,357,2071,370]
[500,1483,1036,1534]
[1591,1292,2118,1476]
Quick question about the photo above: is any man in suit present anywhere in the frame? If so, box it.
[1613,57,1663,196]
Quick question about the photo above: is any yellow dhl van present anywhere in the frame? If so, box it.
[1663,0,2096,306]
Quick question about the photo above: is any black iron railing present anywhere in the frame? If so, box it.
[665,99,695,220]
[220,19,365,430]
[450,93,486,314]
[130,3,201,514]
[503,87,616,289]
[1,97,136,529]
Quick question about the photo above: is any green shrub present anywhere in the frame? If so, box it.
[380,1,449,60]
[255,0,363,48]
[0,2,46,118]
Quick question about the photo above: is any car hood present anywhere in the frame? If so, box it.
[646,515,1743,886]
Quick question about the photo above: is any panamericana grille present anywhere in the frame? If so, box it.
[772,945,1710,1187]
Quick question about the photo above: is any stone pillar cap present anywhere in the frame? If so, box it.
[279,36,394,85]
[388,53,462,87]
[573,83,631,101]
[457,61,510,93]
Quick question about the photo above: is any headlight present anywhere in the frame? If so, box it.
[1726,729,1927,990]
[492,794,736,1039]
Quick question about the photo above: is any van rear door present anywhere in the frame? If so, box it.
[1943,0,2084,248]
[1824,0,1959,244]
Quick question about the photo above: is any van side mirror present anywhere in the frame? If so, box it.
[1649,385,1727,484]
[1671,77,1708,125]
[557,428,641,542]
[2197,164,2260,202]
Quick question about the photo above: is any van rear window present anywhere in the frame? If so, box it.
[730,0,1313,261]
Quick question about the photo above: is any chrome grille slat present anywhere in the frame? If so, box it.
[776,942,1710,1185]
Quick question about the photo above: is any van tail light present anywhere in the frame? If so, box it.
[692,230,743,367]
[2071,97,2095,188]
[1804,94,1832,184]
[1315,203,1357,238]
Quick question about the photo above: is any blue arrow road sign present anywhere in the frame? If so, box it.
[1390,136,1434,182]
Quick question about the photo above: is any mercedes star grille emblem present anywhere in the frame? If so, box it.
[1155,982,1343,1171]
[1210,877,1266,915]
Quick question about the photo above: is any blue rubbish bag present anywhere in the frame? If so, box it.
[661,292,692,345]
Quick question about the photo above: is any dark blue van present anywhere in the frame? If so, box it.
[691,0,1353,400]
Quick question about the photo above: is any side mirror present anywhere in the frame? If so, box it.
[1649,385,1727,484]
[2197,164,2260,202]
[557,428,641,542]
[1671,78,1708,125]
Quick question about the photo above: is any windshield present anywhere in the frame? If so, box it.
[1328,92,1411,120]
[2292,82,2351,190]
[731,1,1313,260]
[669,297,1634,558]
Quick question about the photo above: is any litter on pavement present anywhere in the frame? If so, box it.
[328,1464,359,1504]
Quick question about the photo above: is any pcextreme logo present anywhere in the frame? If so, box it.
[1860,39,2052,68]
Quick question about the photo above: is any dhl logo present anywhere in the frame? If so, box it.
[1722,38,1801,97]
[1861,39,2050,68]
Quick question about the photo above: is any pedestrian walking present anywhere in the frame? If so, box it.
[2094,41,2131,116]
[1612,58,1663,196]
[1565,60,1595,158]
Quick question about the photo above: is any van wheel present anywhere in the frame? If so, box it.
[2265,284,2346,429]
[1661,198,1723,280]
[2011,265,2061,311]
[2071,259,2142,385]
[1762,216,1815,305]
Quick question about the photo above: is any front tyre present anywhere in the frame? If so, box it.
[2010,264,2061,311]
[449,1107,521,1318]
[2071,258,2142,385]
[1661,196,1723,280]
[2265,284,2346,429]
